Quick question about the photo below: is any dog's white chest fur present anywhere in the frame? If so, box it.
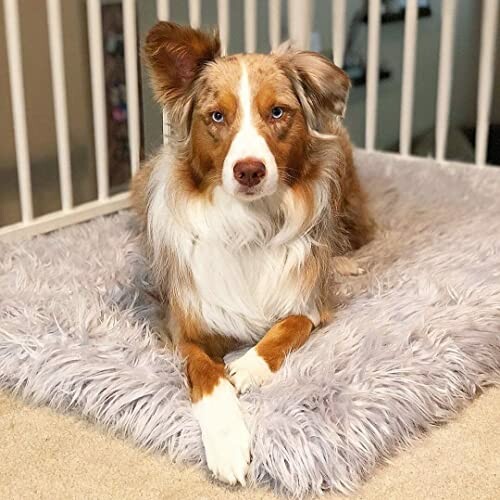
[189,234,317,342]
[149,166,321,343]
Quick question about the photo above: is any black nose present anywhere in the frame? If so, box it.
[233,159,266,187]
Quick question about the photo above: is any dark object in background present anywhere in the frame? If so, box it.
[102,3,129,190]
[463,124,500,166]
[102,3,144,191]
[341,0,431,87]
[361,0,432,24]
[343,64,391,87]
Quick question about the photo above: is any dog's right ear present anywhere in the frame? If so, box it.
[144,22,220,109]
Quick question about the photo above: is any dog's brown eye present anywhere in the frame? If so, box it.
[271,107,284,120]
[211,111,224,123]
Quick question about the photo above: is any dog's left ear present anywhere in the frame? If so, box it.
[276,45,350,131]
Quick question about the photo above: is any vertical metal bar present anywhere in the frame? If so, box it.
[332,0,346,67]
[217,0,229,55]
[123,0,141,175]
[189,0,201,29]
[399,0,418,156]
[156,0,170,144]
[435,0,457,162]
[288,0,312,50]
[87,0,109,199]
[475,0,499,166]
[47,0,73,210]
[3,0,33,221]
[244,0,257,53]
[156,0,169,22]
[269,0,281,50]
[365,0,381,151]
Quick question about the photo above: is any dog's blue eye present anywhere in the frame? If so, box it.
[271,106,284,119]
[211,111,224,123]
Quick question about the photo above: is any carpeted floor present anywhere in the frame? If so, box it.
[1,387,499,499]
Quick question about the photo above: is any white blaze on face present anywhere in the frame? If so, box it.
[222,62,279,199]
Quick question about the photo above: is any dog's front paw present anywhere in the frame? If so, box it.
[192,379,251,485]
[203,418,251,486]
[226,347,273,394]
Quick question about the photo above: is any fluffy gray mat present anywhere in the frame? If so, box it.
[1,151,499,497]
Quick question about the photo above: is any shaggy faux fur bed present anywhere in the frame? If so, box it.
[1,151,499,497]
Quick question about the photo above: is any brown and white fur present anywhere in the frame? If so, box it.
[131,22,374,485]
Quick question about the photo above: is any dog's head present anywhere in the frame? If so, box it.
[145,22,350,201]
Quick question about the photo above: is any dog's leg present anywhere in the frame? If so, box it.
[227,315,313,393]
[180,341,250,485]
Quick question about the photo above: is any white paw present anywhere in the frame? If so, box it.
[226,347,273,394]
[192,378,251,485]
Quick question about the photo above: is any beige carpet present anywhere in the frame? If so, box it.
[1,388,499,500]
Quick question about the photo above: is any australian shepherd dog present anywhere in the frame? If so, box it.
[131,22,374,485]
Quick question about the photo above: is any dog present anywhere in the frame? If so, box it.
[131,21,374,485]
